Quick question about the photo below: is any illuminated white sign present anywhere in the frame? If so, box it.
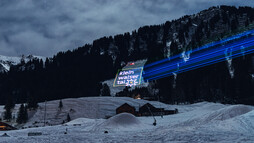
[113,67,143,87]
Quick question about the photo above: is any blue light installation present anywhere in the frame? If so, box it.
[143,30,254,81]
[145,29,254,68]
[146,45,254,81]
[145,37,254,76]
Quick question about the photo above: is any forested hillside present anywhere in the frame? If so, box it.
[0,6,254,105]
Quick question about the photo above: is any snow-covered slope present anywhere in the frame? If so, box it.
[22,97,172,127]
[92,113,149,131]
[0,55,46,72]
[0,99,253,143]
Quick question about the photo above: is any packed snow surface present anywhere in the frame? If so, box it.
[93,113,149,132]
[103,113,141,127]
[0,97,254,143]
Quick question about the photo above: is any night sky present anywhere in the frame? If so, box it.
[0,0,253,57]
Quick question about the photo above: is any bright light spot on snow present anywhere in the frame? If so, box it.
[166,41,172,47]
[181,51,191,62]
[225,48,234,78]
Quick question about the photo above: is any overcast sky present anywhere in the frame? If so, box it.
[0,0,253,57]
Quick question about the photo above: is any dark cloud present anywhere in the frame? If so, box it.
[0,0,253,57]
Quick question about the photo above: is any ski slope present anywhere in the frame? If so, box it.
[0,97,254,143]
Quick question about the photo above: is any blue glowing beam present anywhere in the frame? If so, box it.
[144,37,254,76]
[143,30,254,81]
[144,39,254,77]
[144,42,254,80]
[145,29,254,69]
[146,46,254,81]
[144,37,254,77]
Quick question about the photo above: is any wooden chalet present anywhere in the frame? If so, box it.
[115,103,178,117]
[139,103,163,116]
[0,122,16,131]
[139,103,178,116]
[116,103,136,116]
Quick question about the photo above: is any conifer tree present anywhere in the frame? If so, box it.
[59,100,63,110]
[123,86,131,97]
[245,19,249,27]
[4,107,12,121]
[27,97,38,110]
[24,105,28,122]
[4,98,14,121]
[4,98,15,110]
[101,84,111,96]
[16,104,28,124]
[66,113,71,122]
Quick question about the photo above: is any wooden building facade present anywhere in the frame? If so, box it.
[0,122,16,131]
[116,103,178,117]
[139,103,178,116]
[116,103,136,115]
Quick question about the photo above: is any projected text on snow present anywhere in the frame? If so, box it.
[113,67,143,87]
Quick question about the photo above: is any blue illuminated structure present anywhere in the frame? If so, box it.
[143,29,254,81]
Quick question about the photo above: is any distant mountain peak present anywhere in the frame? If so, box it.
[0,55,46,72]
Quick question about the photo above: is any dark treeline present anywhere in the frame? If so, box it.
[0,6,254,105]
[151,54,254,105]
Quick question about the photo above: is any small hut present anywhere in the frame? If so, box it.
[0,122,16,131]
[139,103,164,116]
[116,103,136,115]
[139,103,178,116]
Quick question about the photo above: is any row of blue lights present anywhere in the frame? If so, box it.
[144,36,254,76]
[145,29,254,69]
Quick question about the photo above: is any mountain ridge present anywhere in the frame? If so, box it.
[0,55,46,72]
